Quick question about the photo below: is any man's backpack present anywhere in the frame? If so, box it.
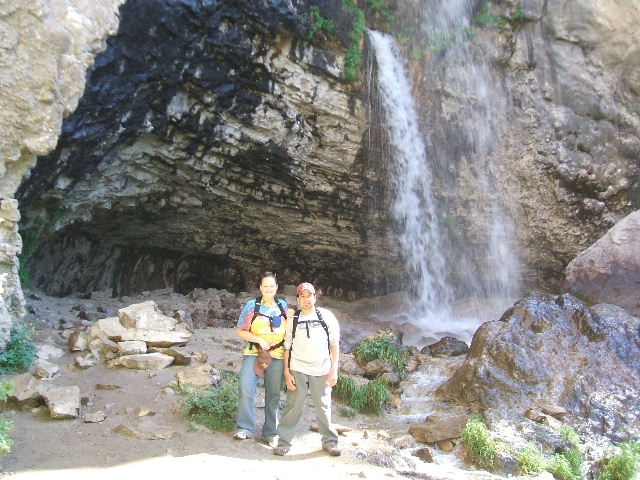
[291,308,330,352]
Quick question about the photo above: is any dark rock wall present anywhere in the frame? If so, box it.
[17,0,398,297]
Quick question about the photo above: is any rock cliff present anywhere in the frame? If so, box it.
[15,0,390,299]
[2,0,640,327]
[0,0,124,342]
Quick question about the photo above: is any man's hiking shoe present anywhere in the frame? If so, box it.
[260,436,279,448]
[273,445,290,456]
[323,442,341,456]
[233,431,249,440]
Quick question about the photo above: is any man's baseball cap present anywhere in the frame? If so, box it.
[296,282,315,295]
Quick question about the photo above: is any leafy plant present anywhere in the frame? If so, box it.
[334,374,390,415]
[473,3,507,27]
[335,372,359,400]
[354,335,407,373]
[18,228,41,284]
[460,415,500,470]
[518,442,548,475]
[560,425,581,445]
[598,442,640,480]
[548,452,583,480]
[0,323,37,374]
[341,0,366,82]
[512,5,525,25]
[360,379,390,415]
[305,5,334,41]
[181,370,239,431]
[366,0,385,9]
[552,426,585,480]
[0,380,14,455]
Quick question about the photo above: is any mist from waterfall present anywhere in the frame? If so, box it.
[369,0,521,344]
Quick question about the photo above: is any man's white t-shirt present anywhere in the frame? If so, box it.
[284,307,340,377]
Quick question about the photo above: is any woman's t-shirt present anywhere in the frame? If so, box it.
[237,298,287,359]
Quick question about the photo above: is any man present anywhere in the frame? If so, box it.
[273,282,341,456]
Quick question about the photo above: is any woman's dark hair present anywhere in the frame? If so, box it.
[259,271,277,286]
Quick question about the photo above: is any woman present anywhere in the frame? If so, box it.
[234,271,290,445]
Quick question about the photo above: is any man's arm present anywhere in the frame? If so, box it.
[327,343,339,386]
[283,349,296,390]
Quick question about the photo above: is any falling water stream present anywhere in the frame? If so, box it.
[365,1,523,447]
[368,0,520,346]
[368,30,451,321]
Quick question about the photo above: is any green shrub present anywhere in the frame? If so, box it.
[0,324,37,374]
[548,453,583,480]
[473,3,507,27]
[518,442,548,475]
[599,442,640,480]
[551,426,585,480]
[461,415,499,470]
[181,371,238,431]
[335,373,359,401]
[560,425,581,445]
[341,0,366,82]
[366,0,385,9]
[354,336,406,373]
[360,379,390,415]
[18,228,41,285]
[305,5,334,41]
[459,417,587,479]
[334,374,390,416]
[512,5,525,25]
[0,381,14,455]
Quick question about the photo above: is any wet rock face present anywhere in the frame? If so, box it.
[16,0,394,297]
[437,292,640,442]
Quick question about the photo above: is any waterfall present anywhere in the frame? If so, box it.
[369,0,521,344]
[368,30,452,322]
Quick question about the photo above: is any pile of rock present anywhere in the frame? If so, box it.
[7,300,197,420]
[71,300,193,370]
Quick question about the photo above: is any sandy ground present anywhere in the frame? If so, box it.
[1,325,423,480]
[0,289,507,480]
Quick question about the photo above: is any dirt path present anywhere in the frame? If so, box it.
[0,290,503,480]
[0,326,419,479]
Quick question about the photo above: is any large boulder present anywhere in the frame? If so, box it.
[436,292,640,443]
[564,209,640,315]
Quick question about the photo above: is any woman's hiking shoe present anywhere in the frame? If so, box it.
[322,442,341,456]
[273,445,290,456]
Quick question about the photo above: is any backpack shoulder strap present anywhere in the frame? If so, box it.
[315,308,330,351]
[288,309,301,370]
[253,297,262,317]
[248,298,263,350]
[291,309,301,338]
[275,299,287,318]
